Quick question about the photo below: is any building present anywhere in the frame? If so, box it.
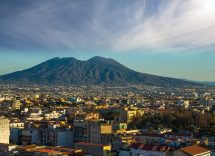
[129,143,171,156]
[175,145,211,156]
[73,112,100,142]
[11,145,83,156]
[113,123,127,133]
[75,142,111,156]
[119,109,137,123]
[0,143,17,156]
[27,108,43,121]
[164,132,193,142]
[119,108,144,123]
[21,121,74,147]
[22,128,41,145]
[0,117,10,144]
[39,121,74,147]
[11,100,22,110]
[10,121,24,145]
[133,133,165,144]
[87,122,112,144]
[44,111,61,120]
[10,128,22,145]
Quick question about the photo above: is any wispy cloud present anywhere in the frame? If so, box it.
[0,0,215,52]
[112,0,215,52]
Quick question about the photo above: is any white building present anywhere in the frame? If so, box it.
[44,111,61,120]
[27,108,43,121]
[0,117,10,144]
[10,121,24,129]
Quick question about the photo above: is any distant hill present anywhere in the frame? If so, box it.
[0,56,201,87]
[206,82,215,86]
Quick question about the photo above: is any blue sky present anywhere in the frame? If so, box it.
[0,0,215,81]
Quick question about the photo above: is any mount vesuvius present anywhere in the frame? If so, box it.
[0,56,199,87]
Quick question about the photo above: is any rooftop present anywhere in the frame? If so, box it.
[76,142,110,148]
[130,143,171,152]
[180,145,210,155]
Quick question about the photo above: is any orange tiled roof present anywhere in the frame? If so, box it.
[76,142,109,148]
[180,145,210,155]
[36,149,59,153]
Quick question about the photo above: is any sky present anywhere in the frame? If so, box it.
[0,0,215,81]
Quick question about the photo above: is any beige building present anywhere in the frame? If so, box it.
[87,122,112,144]
[119,110,136,123]
[75,142,111,156]
[119,108,144,123]
[0,117,10,144]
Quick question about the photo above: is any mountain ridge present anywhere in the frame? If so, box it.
[0,56,201,87]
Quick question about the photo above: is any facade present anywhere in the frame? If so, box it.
[100,134,122,151]
[40,122,74,147]
[56,130,73,147]
[119,109,137,123]
[22,128,40,145]
[119,108,144,123]
[44,111,61,120]
[113,123,127,133]
[73,113,88,142]
[119,150,131,156]
[10,122,24,129]
[164,132,193,141]
[87,122,112,144]
[73,112,100,142]
[133,133,165,144]
[11,100,21,110]
[0,144,17,156]
[0,117,10,144]
[21,121,74,147]
[10,128,22,145]
[75,142,111,156]
[27,108,43,121]
[10,121,24,145]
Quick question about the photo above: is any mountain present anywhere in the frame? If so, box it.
[0,56,201,87]
[206,82,215,86]
[185,79,215,86]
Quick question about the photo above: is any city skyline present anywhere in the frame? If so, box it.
[1,1,215,154]
[0,0,215,81]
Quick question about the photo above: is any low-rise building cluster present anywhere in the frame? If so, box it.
[0,84,215,156]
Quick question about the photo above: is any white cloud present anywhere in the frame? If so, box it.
[112,0,215,52]
[0,0,215,52]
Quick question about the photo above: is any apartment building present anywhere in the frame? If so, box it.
[0,117,10,144]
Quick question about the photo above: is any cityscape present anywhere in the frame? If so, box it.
[0,0,215,156]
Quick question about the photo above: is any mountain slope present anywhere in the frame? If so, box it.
[206,82,215,86]
[0,56,200,87]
